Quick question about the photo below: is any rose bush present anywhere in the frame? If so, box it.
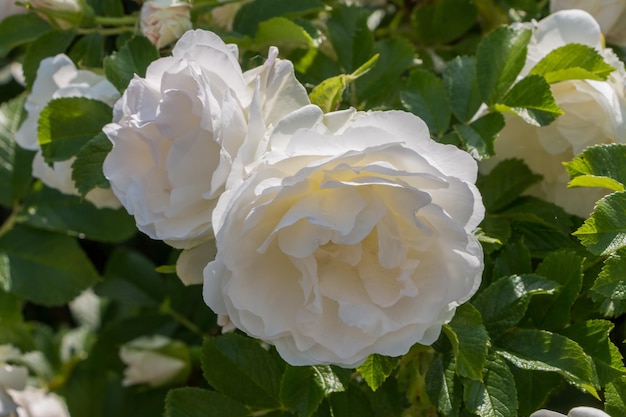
[103,29,310,283]
[550,0,626,46]
[480,9,626,217]
[14,54,120,209]
[204,106,484,367]
[140,0,192,49]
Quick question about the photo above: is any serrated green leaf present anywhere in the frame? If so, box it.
[476,215,511,254]
[559,320,626,386]
[565,143,626,191]
[357,354,398,391]
[309,54,379,113]
[605,376,626,417]
[280,365,344,417]
[0,224,99,306]
[529,43,615,83]
[495,329,598,397]
[426,354,461,417]
[463,356,517,417]
[590,247,626,317]
[326,4,374,73]
[509,367,563,417]
[500,196,574,234]
[103,36,159,92]
[164,387,249,417]
[233,0,324,37]
[68,32,104,68]
[574,191,626,255]
[443,303,489,381]
[37,97,113,163]
[400,69,450,135]
[454,112,504,160]
[473,274,558,335]
[71,132,113,196]
[0,94,30,207]
[477,159,543,212]
[202,333,285,408]
[328,385,375,417]
[476,26,532,104]
[444,56,482,123]
[412,0,477,45]
[254,17,316,49]
[23,30,76,89]
[494,75,563,126]
[492,239,532,279]
[18,186,136,243]
[529,250,584,330]
[0,13,52,58]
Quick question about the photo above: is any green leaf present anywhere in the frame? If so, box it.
[96,248,165,307]
[463,356,517,417]
[500,196,574,235]
[476,26,532,104]
[0,286,33,350]
[495,329,598,397]
[477,158,543,212]
[475,215,511,254]
[309,54,379,113]
[326,4,374,73]
[559,320,626,386]
[0,94,30,207]
[164,387,249,417]
[280,365,344,417]
[472,274,558,335]
[494,75,563,126]
[492,239,532,279]
[590,247,626,317]
[254,17,316,49]
[574,191,626,255]
[357,354,398,391]
[328,385,375,417]
[565,143,626,192]
[605,376,626,417]
[103,35,159,92]
[400,69,451,135]
[233,0,324,37]
[412,0,477,45]
[0,13,52,58]
[37,97,113,163]
[18,186,136,243]
[529,43,615,84]
[0,224,99,306]
[68,32,104,68]
[454,112,504,160]
[23,30,76,89]
[71,132,113,196]
[202,333,285,408]
[443,56,482,123]
[509,367,563,417]
[529,250,584,330]
[355,38,415,102]
[425,354,461,417]
[443,303,489,381]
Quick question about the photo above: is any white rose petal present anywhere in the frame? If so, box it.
[204,108,484,367]
[7,387,70,417]
[14,54,121,209]
[530,407,611,417]
[119,335,187,387]
[104,29,309,251]
[140,0,192,49]
[481,10,626,217]
[0,365,28,391]
[550,0,626,46]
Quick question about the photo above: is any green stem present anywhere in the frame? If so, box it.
[0,205,20,239]
[161,299,208,338]
[77,26,136,35]
[94,15,138,26]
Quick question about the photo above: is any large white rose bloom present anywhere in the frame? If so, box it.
[14,54,120,209]
[530,406,611,417]
[481,10,626,218]
[204,106,484,367]
[103,30,310,257]
[550,0,626,46]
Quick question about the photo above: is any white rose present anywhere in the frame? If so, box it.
[119,335,189,387]
[209,0,249,31]
[530,406,611,417]
[204,107,484,367]
[550,0,626,46]
[140,0,192,49]
[6,388,70,417]
[14,54,121,209]
[481,10,626,218]
[103,29,310,262]
[25,0,87,29]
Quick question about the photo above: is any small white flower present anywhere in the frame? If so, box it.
[25,0,87,30]
[550,0,626,46]
[204,106,484,367]
[140,0,192,49]
[6,387,70,417]
[15,54,121,209]
[481,10,626,217]
[119,335,189,387]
